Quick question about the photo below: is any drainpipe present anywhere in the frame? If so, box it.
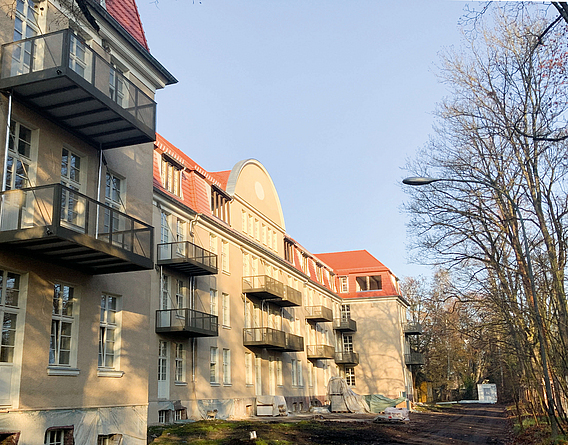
[2,92,13,193]
[189,213,200,239]
[95,148,103,237]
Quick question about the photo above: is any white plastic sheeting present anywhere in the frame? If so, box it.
[0,405,147,445]
[197,399,236,419]
[477,384,498,403]
[327,377,370,413]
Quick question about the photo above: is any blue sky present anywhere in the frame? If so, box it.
[136,0,472,279]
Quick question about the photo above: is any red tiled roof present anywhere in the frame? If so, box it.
[314,250,389,274]
[209,171,231,191]
[106,0,149,50]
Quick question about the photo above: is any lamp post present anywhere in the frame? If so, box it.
[403,176,558,436]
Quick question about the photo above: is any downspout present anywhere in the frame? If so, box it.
[189,213,200,239]
[95,148,103,237]
[2,92,13,193]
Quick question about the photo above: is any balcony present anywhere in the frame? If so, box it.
[283,332,304,352]
[156,308,218,338]
[272,285,302,307]
[403,322,423,335]
[0,29,156,149]
[307,344,335,360]
[0,184,153,274]
[405,352,425,366]
[335,351,360,365]
[157,241,217,276]
[243,327,286,349]
[243,275,284,301]
[333,317,357,332]
[305,306,333,323]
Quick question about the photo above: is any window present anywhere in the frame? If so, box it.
[211,188,230,223]
[341,304,351,320]
[175,280,184,309]
[69,34,88,78]
[345,367,356,386]
[13,0,39,76]
[45,427,74,445]
[316,264,323,282]
[210,289,218,316]
[60,148,83,227]
[277,358,283,386]
[176,218,185,243]
[245,352,253,385]
[109,64,125,107]
[158,341,167,382]
[103,172,124,242]
[6,120,33,190]
[175,343,185,383]
[99,294,119,369]
[161,156,182,196]
[356,275,382,291]
[222,349,231,385]
[160,211,170,244]
[210,347,219,384]
[284,240,294,262]
[343,335,353,352]
[175,409,187,421]
[221,240,229,272]
[222,293,230,327]
[97,434,122,445]
[302,255,308,274]
[0,271,21,364]
[50,284,76,366]
[158,410,170,424]
[297,361,303,387]
[161,275,170,310]
[308,361,313,388]
[291,359,297,386]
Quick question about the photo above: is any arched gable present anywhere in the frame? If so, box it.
[226,159,285,230]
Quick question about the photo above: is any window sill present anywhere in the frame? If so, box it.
[210,382,220,387]
[97,369,125,378]
[223,383,232,387]
[222,270,231,276]
[175,382,188,386]
[47,366,80,376]
[222,325,231,330]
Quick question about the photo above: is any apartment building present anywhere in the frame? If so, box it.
[0,0,175,443]
[149,134,415,423]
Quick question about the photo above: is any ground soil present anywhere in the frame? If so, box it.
[150,404,514,444]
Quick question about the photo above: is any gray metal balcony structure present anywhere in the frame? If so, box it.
[305,306,333,323]
[334,351,360,365]
[243,327,286,349]
[156,308,218,338]
[0,184,153,274]
[333,317,357,332]
[242,275,284,302]
[403,322,423,335]
[157,241,217,276]
[0,29,156,149]
[307,344,335,360]
[405,352,425,366]
[283,332,304,352]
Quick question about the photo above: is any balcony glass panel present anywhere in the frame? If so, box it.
[157,241,218,276]
[0,29,156,149]
[156,308,218,337]
[0,184,153,273]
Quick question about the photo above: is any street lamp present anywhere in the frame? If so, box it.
[403,176,558,435]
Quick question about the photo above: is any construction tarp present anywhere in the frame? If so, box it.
[327,377,370,413]
[363,394,407,413]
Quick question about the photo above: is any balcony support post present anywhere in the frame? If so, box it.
[2,91,12,194]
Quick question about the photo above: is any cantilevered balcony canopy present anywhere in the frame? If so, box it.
[305,305,334,323]
[0,29,156,149]
[405,352,425,366]
[307,344,335,360]
[0,184,153,274]
[335,351,360,366]
[333,317,357,332]
[156,308,218,338]
[242,275,302,307]
[157,241,218,276]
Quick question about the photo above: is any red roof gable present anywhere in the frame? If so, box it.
[106,0,149,50]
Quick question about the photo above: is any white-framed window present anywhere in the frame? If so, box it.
[210,289,218,316]
[6,120,33,190]
[356,275,382,291]
[175,343,185,383]
[158,409,169,424]
[341,304,351,320]
[176,218,185,243]
[277,358,283,386]
[210,347,219,384]
[12,0,40,76]
[161,275,170,310]
[175,409,186,421]
[97,434,123,445]
[109,63,125,107]
[158,341,167,382]
[291,359,297,386]
[161,156,181,196]
[245,352,253,385]
[60,147,83,227]
[343,335,353,352]
[297,360,303,387]
[99,294,119,369]
[221,240,229,272]
[160,211,170,244]
[222,349,231,385]
[50,284,77,367]
[103,171,124,241]
[44,427,73,445]
[175,279,184,309]
[0,271,21,364]
[222,293,230,328]
[69,33,89,79]
[209,233,217,254]
[345,367,356,386]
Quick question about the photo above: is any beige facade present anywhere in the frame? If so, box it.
[0,0,174,443]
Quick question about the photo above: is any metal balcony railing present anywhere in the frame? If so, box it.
[307,344,335,359]
[274,285,301,307]
[156,308,218,337]
[283,332,304,352]
[0,29,156,149]
[403,322,423,335]
[305,306,334,323]
[334,351,360,365]
[243,327,286,349]
[242,275,285,301]
[333,317,357,332]
[0,184,153,273]
[405,352,425,366]
[157,241,218,276]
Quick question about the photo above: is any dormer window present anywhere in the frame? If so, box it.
[161,155,182,196]
[356,275,382,291]
[284,240,294,263]
[211,188,230,223]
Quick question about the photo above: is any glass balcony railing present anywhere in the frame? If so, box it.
[156,308,218,337]
[307,344,335,359]
[305,306,334,322]
[242,275,285,301]
[0,184,153,273]
[0,29,156,149]
[157,241,218,276]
